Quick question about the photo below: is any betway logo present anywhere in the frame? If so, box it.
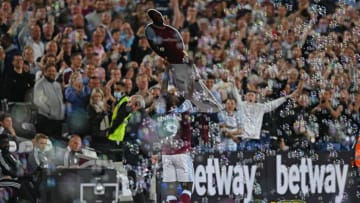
[194,158,257,202]
[277,155,348,203]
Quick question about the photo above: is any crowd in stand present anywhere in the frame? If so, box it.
[0,0,358,202]
[0,0,359,157]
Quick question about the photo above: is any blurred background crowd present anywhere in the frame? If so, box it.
[0,0,359,156]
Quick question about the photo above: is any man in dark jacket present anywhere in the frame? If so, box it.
[2,53,34,102]
[0,133,37,202]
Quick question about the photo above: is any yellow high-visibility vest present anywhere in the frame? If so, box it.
[108,96,131,141]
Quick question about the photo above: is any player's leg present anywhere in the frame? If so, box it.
[174,153,194,203]
[162,155,178,203]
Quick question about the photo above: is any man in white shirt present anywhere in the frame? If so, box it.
[231,81,302,149]
[19,24,44,61]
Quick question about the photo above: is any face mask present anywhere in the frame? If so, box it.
[114,92,122,99]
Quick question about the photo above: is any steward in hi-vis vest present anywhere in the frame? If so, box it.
[108,95,130,142]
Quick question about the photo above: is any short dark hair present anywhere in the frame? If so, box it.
[0,112,11,122]
[115,80,125,87]
[111,28,121,35]
[207,74,216,80]
[71,52,82,60]
[44,63,57,71]
[11,52,23,61]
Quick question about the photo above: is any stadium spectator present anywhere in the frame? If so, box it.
[311,87,343,150]
[83,63,96,85]
[0,4,359,203]
[41,22,56,45]
[59,37,73,69]
[33,64,65,139]
[0,112,16,137]
[63,135,83,168]
[0,112,29,145]
[146,83,163,115]
[85,0,109,32]
[0,133,37,202]
[65,72,91,135]
[95,66,107,85]
[88,75,103,90]
[135,73,153,108]
[205,74,222,103]
[27,133,52,172]
[130,33,152,64]
[0,2,359,203]
[288,92,318,149]
[0,34,20,78]
[231,81,302,150]
[107,68,122,87]
[62,52,84,86]
[35,54,57,81]
[123,77,135,95]
[218,97,243,151]
[18,24,44,61]
[2,53,34,102]
[87,87,110,144]
[91,29,106,59]
[22,46,40,75]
